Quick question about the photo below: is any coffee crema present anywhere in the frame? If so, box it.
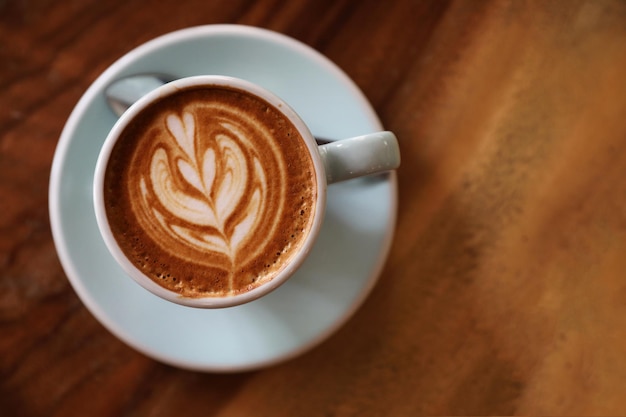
[103,85,318,298]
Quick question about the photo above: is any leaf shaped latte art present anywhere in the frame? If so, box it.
[140,109,277,263]
[106,87,317,298]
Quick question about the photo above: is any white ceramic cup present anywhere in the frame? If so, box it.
[93,75,400,309]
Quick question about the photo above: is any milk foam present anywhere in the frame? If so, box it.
[105,86,317,297]
[141,106,284,261]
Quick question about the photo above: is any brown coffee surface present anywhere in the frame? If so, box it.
[103,85,318,298]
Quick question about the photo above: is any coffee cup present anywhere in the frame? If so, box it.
[93,75,399,308]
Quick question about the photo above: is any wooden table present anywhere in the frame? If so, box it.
[2,0,626,415]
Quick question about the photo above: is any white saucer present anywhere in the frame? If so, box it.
[49,25,397,372]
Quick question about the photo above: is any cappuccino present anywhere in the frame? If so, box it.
[103,85,318,298]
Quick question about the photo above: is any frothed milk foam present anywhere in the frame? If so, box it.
[103,85,318,298]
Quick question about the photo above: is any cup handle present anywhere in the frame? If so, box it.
[317,131,400,184]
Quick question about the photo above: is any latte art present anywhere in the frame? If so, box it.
[141,110,279,263]
[104,86,317,297]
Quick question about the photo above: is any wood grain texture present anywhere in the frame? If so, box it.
[2,0,626,415]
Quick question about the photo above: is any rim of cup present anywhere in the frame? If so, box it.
[93,75,327,308]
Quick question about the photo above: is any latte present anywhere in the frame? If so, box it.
[102,85,318,298]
